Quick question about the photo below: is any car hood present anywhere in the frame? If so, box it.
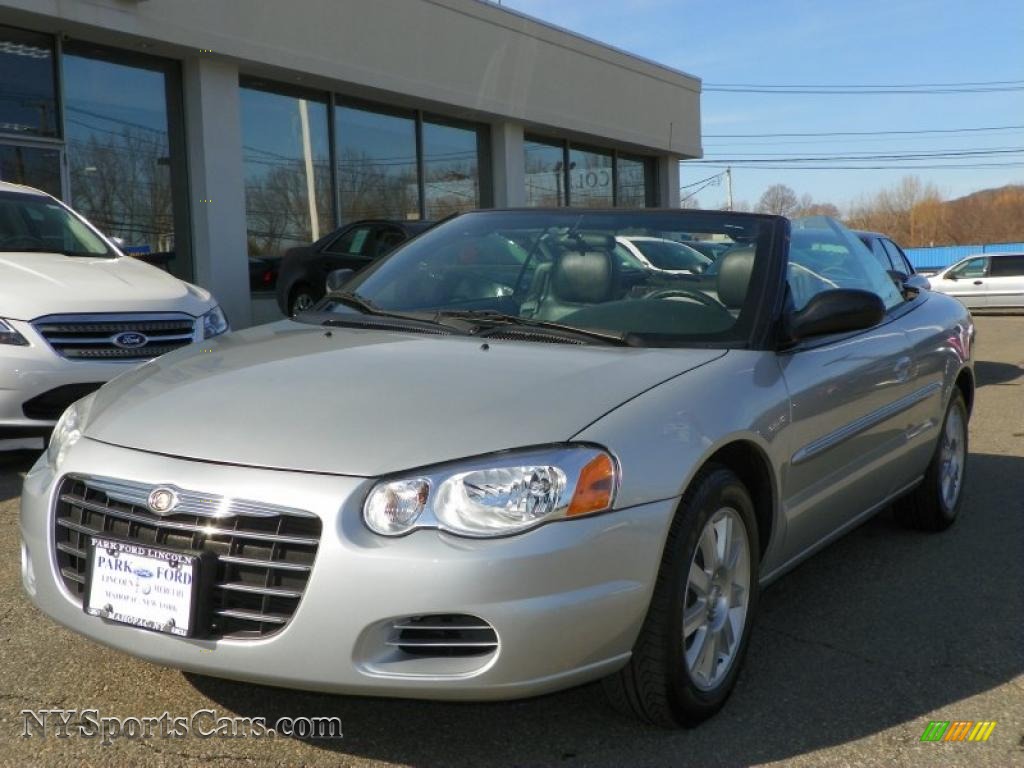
[0,252,213,320]
[84,321,726,476]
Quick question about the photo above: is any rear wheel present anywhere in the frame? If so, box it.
[896,390,968,531]
[603,465,760,727]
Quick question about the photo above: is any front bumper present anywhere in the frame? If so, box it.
[20,438,676,700]
[0,320,137,437]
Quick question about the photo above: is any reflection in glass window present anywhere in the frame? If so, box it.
[240,84,332,292]
[524,137,566,207]
[568,146,613,208]
[336,103,419,222]
[0,26,58,137]
[0,145,61,198]
[617,154,654,208]
[423,119,481,219]
[64,52,178,264]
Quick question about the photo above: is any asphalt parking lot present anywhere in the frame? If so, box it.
[1,315,1021,768]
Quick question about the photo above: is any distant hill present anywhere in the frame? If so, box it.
[846,180,1024,247]
[940,184,1024,245]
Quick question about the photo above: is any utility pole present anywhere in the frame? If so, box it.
[725,167,733,211]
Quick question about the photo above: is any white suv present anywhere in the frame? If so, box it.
[0,182,228,444]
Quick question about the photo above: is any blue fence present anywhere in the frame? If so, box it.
[905,242,1024,271]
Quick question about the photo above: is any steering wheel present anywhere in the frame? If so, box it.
[0,235,44,250]
[642,287,727,311]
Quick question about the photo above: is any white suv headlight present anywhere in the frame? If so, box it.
[200,306,230,339]
[363,445,618,538]
[0,318,28,346]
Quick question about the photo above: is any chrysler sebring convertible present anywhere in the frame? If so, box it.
[20,209,973,727]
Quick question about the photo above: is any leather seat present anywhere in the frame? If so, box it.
[716,246,756,310]
[534,250,615,322]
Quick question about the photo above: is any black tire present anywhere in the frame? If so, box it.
[895,390,969,531]
[288,283,318,316]
[603,465,760,727]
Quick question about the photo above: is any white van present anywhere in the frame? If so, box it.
[0,183,228,443]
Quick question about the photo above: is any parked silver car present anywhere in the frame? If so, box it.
[929,252,1024,309]
[20,210,974,727]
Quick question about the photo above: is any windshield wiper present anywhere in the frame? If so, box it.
[318,291,473,334]
[434,310,636,346]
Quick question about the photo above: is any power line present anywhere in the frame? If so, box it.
[691,161,1024,170]
[704,124,1024,139]
[701,146,1024,160]
[704,78,1024,88]
[691,148,1024,164]
[679,171,725,189]
[704,78,1024,94]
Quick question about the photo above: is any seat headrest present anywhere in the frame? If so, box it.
[551,250,613,304]
[716,246,756,309]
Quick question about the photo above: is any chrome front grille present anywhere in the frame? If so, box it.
[33,313,197,361]
[389,614,499,657]
[53,475,321,639]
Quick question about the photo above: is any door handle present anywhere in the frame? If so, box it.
[973,280,984,285]
[894,356,912,382]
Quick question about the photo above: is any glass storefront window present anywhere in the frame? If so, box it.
[617,154,655,208]
[240,83,332,293]
[63,49,188,275]
[568,145,614,208]
[524,137,566,207]
[423,118,483,219]
[526,138,657,208]
[336,103,418,222]
[0,145,61,198]
[0,25,58,137]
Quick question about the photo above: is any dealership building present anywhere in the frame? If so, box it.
[0,0,701,326]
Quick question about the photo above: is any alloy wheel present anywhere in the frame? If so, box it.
[939,405,966,510]
[683,506,751,691]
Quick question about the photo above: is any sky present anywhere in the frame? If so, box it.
[499,0,1024,210]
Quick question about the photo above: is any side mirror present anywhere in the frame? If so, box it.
[945,271,958,281]
[325,268,354,293]
[787,288,885,342]
[904,273,931,293]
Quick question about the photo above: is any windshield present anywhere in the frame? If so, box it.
[310,210,777,346]
[0,191,113,257]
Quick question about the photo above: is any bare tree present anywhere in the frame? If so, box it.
[757,184,799,216]
[793,193,841,218]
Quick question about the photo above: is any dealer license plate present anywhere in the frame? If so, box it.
[85,537,199,637]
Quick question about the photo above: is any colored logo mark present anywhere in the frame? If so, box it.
[920,720,997,742]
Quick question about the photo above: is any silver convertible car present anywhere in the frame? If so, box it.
[20,210,974,727]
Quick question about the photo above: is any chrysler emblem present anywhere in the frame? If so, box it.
[112,331,148,349]
[147,487,178,515]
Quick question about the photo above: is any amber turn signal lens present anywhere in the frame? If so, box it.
[567,453,616,517]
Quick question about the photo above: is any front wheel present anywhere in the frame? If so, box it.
[896,390,968,531]
[603,465,760,727]
[289,284,318,316]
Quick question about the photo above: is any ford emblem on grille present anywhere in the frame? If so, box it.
[147,487,178,515]
[112,331,148,349]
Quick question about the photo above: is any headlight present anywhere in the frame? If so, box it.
[46,401,83,468]
[0,318,28,346]
[201,306,230,339]
[363,446,618,538]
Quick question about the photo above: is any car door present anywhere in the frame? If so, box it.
[985,255,1024,308]
[320,223,377,272]
[934,256,989,308]
[777,219,921,560]
[882,238,915,276]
